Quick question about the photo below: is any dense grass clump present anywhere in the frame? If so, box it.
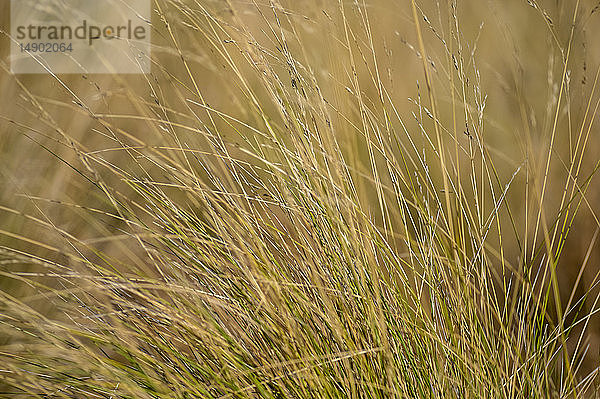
[1,0,600,397]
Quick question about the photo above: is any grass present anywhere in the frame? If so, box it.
[1,0,600,397]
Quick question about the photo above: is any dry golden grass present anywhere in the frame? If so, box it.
[1,0,600,397]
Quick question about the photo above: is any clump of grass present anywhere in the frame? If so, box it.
[1,0,600,397]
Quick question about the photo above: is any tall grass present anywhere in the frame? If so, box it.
[1,0,600,397]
